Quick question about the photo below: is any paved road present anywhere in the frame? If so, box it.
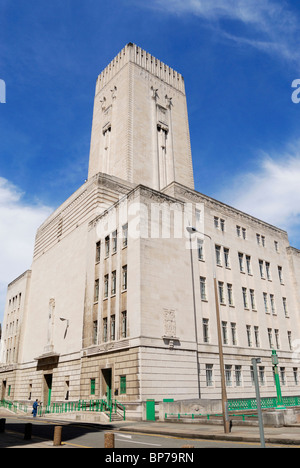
[0,414,294,449]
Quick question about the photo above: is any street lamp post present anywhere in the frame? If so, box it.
[251,357,266,448]
[186,227,230,434]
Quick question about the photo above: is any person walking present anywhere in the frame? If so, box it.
[32,399,39,418]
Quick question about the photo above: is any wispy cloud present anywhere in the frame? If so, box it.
[217,141,300,246]
[0,177,53,321]
[145,0,300,65]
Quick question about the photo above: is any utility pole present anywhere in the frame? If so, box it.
[251,357,265,448]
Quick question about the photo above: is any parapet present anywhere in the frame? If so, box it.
[96,43,185,94]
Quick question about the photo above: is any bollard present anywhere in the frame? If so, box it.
[24,423,32,440]
[104,432,115,448]
[0,419,6,433]
[53,425,63,446]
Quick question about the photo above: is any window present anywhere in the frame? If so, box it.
[256,233,261,245]
[263,292,269,313]
[270,294,276,315]
[235,366,242,387]
[266,262,271,280]
[94,279,99,302]
[280,367,286,386]
[268,328,273,348]
[220,219,225,232]
[274,241,279,252]
[275,329,280,349]
[222,321,228,345]
[214,216,219,228]
[250,289,256,310]
[112,230,117,253]
[206,364,213,387]
[215,245,221,266]
[288,331,292,350]
[293,368,298,385]
[238,253,244,272]
[122,265,127,291]
[283,297,288,317]
[236,225,241,237]
[203,319,209,343]
[231,322,237,345]
[120,376,126,394]
[104,275,109,299]
[197,239,204,261]
[103,318,108,342]
[242,287,248,309]
[214,216,225,231]
[105,236,110,257]
[259,260,265,279]
[200,277,207,301]
[122,223,128,248]
[227,284,234,306]
[246,325,252,347]
[278,266,284,284]
[246,255,252,275]
[93,321,98,345]
[96,241,101,263]
[259,366,265,385]
[121,311,127,338]
[254,326,260,347]
[111,270,116,295]
[90,378,96,396]
[225,365,232,387]
[224,248,230,268]
[111,315,116,341]
[242,227,246,239]
[218,282,225,304]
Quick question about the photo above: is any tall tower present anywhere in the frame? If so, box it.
[88,43,194,191]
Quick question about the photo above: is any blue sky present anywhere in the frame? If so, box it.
[1,0,300,323]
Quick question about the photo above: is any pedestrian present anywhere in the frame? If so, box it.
[32,399,39,418]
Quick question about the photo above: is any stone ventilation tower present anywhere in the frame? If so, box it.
[88,42,195,191]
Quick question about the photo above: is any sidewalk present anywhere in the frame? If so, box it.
[119,420,300,446]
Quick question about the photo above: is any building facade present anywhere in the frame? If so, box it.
[1,43,300,418]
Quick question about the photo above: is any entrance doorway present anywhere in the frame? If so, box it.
[101,369,112,405]
[1,381,6,400]
[43,374,52,407]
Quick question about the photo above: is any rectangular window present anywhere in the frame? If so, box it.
[111,314,116,341]
[206,364,213,387]
[263,292,269,313]
[259,260,265,279]
[197,239,204,260]
[203,318,209,343]
[104,275,109,299]
[238,252,244,272]
[246,325,252,347]
[266,262,271,280]
[111,270,116,295]
[224,248,230,268]
[122,265,127,291]
[283,297,288,317]
[225,365,232,387]
[94,279,99,302]
[254,326,260,347]
[231,322,237,345]
[268,328,273,348]
[96,241,101,263]
[105,236,110,257]
[278,266,284,284]
[259,366,265,385]
[270,294,276,315]
[93,320,98,345]
[275,329,280,349]
[246,255,252,275]
[103,318,108,342]
[222,321,228,345]
[120,376,126,394]
[227,283,233,306]
[112,230,117,253]
[121,311,127,338]
[215,245,221,266]
[242,287,248,309]
[250,289,256,310]
[122,223,128,248]
[235,365,242,387]
[218,282,225,304]
[200,277,207,301]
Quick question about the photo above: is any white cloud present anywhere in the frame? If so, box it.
[217,142,300,245]
[147,0,300,65]
[0,177,53,322]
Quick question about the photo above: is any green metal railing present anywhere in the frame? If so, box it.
[0,398,125,421]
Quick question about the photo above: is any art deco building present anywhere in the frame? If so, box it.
[1,44,300,418]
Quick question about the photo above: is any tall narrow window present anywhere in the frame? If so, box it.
[227,283,233,306]
[103,318,108,342]
[122,223,128,247]
[218,282,225,304]
[112,230,117,253]
[104,275,109,299]
[242,287,248,308]
[111,315,116,341]
[222,321,228,345]
[111,270,116,295]
[122,265,127,291]
[96,241,101,263]
[121,311,127,338]
[200,277,207,301]
[94,279,99,302]
[203,318,209,343]
[105,236,110,257]
[93,321,98,345]
[206,364,213,387]
[120,376,126,394]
